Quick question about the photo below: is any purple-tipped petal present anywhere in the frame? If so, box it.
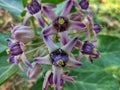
[19,42,25,51]
[6,38,15,47]
[42,25,55,36]
[62,36,78,54]
[73,0,80,8]
[34,13,45,28]
[44,3,56,9]
[76,40,83,48]
[86,9,94,16]
[8,55,18,64]
[70,11,82,21]
[85,27,90,41]
[59,32,69,45]
[42,6,56,20]
[18,63,27,74]
[67,56,82,68]
[92,30,97,44]
[61,0,73,16]
[69,20,86,30]
[34,55,51,65]
[27,62,42,78]
[76,51,83,60]
[43,36,58,52]
[42,70,52,90]
[20,53,32,68]
[53,66,62,90]
[22,12,31,25]
[62,75,75,82]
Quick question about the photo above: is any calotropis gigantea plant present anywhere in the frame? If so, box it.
[6,0,102,90]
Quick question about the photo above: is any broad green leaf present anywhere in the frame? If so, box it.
[0,64,19,85]
[42,0,64,4]
[0,0,23,16]
[0,52,9,67]
[0,33,10,53]
[97,35,120,53]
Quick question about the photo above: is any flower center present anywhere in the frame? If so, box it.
[50,49,68,67]
[56,59,65,67]
[58,18,65,24]
[53,16,69,32]
[27,0,41,15]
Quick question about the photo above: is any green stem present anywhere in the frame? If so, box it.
[30,17,37,35]
[26,42,44,46]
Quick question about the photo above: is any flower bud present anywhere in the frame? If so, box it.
[11,25,34,43]
[27,0,41,15]
[94,24,101,33]
[79,0,89,10]
[81,41,100,62]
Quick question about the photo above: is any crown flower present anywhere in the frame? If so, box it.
[42,0,86,36]
[23,0,56,27]
[6,38,33,72]
[6,0,102,90]
[34,36,82,90]
[81,41,100,63]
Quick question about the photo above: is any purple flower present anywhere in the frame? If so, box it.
[79,0,89,10]
[42,0,86,36]
[34,36,82,90]
[81,41,100,63]
[11,25,34,43]
[42,70,75,90]
[27,62,42,78]
[94,24,101,34]
[73,0,94,16]
[23,0,56,27]
[6,39,32,70]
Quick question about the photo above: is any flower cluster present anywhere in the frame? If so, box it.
[6,0,101,90]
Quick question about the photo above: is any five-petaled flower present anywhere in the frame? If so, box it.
[34,36,82,90]
[42,70,75,90]
[42,0,86,45]
[23,0,56,27]
[6,38,32,71]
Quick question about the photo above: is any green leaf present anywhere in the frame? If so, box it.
[0,51,19,85]
[0,64,19,85]
[0,33,10,53]
[42,0,64,4]
[97,35,120,53]
[0,0,23,16]
[22,0,27,7]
